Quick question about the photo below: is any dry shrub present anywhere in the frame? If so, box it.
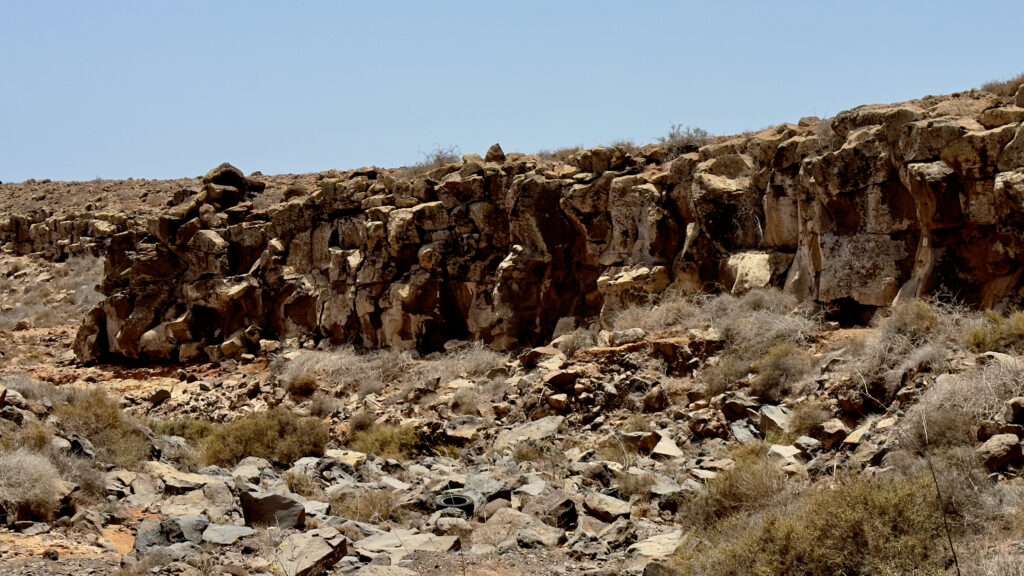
[680,444,789,528]
[202,407,328,467]
[348,424,417,459]
[616,471,656,501]
[850,301,959,406]
[450,387,479,415]
[749,342,813,402]
[396,145,462,178]
[786,399,832,438]
[0,450,61,521]
[286,373,318,397]
[674,473,951,576]
[981,73,1024,97]
[308,391,340,417]
[610,290,698,334]
[701,355,753,398]
[964,311,1024,353]
[285,470,324,500]
[881,299,940,343]
[56,388,151,468]
[280,343,506,400]
[2,373,66,404]
[419,342,507,385]
[330,489,401,523]
[14,420,53,452]
[698,289,818,396]
[278,348,411,398]
[348,410,375,432]
[901,362,1024,455]
[659,124,713,157]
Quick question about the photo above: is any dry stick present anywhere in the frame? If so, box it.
[921,412,961,576]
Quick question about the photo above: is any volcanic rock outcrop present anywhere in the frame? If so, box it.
[73,91,1024,362]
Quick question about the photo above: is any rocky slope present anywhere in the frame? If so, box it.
[3,84,1024,576]
[58,87,1024,364]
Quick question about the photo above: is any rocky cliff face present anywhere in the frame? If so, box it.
[73,89,1024,363]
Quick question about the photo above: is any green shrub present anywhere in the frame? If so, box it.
[151,417,216,443]
[202,407,328,467]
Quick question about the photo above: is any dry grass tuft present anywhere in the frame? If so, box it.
[331,489,402,523]
[56,388,151,469]
[786,399,832,438]
[749,342,814,403]
[280,343,506,401]
[0,450,61,521]
[980,73,1024,97]
[285,470,325,500]
[964,311,1024,353]
[902,362,1024,455]
[348,424,418,459]
[680,444,789,528]
[698,290,819,396]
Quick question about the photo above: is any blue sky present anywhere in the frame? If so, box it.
[1,1,1022,182]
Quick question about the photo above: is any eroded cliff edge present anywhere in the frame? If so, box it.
[69,89,1024,362]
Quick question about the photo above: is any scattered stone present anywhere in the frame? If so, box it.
[977,433,1023,472]
[583,492,631,522]
[494,415,564,450]
[275,527,349,576]
[201,524,255,545]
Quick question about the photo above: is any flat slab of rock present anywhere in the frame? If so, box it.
[474,507,564,548]
[628,530,685,558]
[583,492,631,522]
[494,416,564,450]
[201,524,254,545]
[276,527,348,576]
[144,461,210,492]
[354,529,458,564]
[324,449,368,468]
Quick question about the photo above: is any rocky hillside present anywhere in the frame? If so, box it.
[57,87,1024,365]
[2,82,1024,576]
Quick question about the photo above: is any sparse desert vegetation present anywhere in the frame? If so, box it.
[4,78,1024,576]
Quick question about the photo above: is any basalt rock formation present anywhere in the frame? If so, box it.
[73,89,1024,363]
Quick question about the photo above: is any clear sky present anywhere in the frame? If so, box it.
[1,1,1022,182]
